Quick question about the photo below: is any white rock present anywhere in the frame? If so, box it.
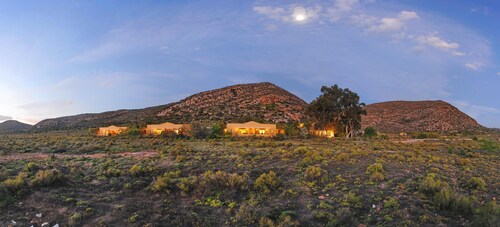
[42,222,49,227]
[36,213,42,218]
[372,204,376,209]
[53,224,60,227]
[11,220,16,224]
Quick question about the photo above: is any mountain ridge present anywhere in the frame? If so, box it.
[0,120,33,134]
[361,100,484,133]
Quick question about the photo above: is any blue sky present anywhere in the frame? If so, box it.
[0,0,499,127]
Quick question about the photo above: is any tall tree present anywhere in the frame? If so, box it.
[306,85,366,138]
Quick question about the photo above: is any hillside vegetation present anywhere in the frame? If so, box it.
[0,133,499,226]
[362,101,484,133]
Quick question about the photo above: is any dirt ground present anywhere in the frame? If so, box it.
[0,150,158,163]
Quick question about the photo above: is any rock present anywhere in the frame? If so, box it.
[36,213,42,218]
[53,224,60,227]
[319,195,325,200]
[41,223,49,227]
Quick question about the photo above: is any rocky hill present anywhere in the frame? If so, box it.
[0,120,32,134]
[34,105,169,131]
[33,82,307,131]
[157,82,307,123]
[361,100,484,133]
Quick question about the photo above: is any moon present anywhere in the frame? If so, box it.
[294,14,307,21]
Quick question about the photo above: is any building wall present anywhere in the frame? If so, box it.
[144,123,189,135]
[226,121,278,137]
[97,126,127,136]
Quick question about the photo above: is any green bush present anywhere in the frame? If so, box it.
[200,170,250,192]
[0,184,12,208]
[419,173,448,196]
[480,139,499,152]
[32,169,63,187]
[129,164,146,176]
[466,177,486,191]
[384,197,400,209]
[3,172,28,191]
[304,166,322,181]
[341,191,361,208]
[364,127,378,138]
[151,170,181,193]
[473,201,500,227]
[433,188,472,215]
[254,170,280,194]
[366,163,385,181]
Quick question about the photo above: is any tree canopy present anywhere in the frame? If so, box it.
[306,85,366,138]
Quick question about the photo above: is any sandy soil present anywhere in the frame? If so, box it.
[0,150,158,163]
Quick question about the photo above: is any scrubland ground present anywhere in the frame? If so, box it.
[0,133,499,226]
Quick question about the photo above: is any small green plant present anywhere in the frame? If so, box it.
[473,201,500,226]
[466,177,486,191]
[341,191,361,208]
[151,170,181,193]
[69,212,83,225]
[254,170,280,194]
[32,169,63,187]
[419,173,448,196]
[480,139,499,152]
[364,127,378,138]
[0,184,12,208]
[3,172,28,191]
[366,163,385,181]
[129,164,146,176]
[383,197,400,209]
[433,188,472,215]
[304,166,322,181]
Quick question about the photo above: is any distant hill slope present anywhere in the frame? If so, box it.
[361,100,484,133]
[0,120,32,133]
[157,82,307,123]
[34,105,169,131]
[33,82,307,131]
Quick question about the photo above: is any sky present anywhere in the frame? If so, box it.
[0,0,499,127]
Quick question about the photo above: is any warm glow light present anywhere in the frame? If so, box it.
[294,14,307,21]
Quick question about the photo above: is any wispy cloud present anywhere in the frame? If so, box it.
[464,62,484,70]
[253,5,322,24]
[367,11,419,32]
[413,33,465,56]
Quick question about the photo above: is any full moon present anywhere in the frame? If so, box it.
[294,14,307,21]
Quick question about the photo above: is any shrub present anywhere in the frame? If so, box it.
[32,169,63,187]
[304,166,322,181]
[364,127,378,138]
[473,201,500,227]
[366,163,385,181]
[341,191,361,208]
[129,164,146,176]
[419,173,448,196]
[3,172,28,191]
[433,188,472,215]
[466,177,486,191]
[0,184,12,208]
[366,163,384,175]
[25,162,39,172]
[480,139,499,152]
[384,197,400,209]
[151,170,181,193]
[127,128,142,136]
[254,170,280,194]
[199,170,250,193]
